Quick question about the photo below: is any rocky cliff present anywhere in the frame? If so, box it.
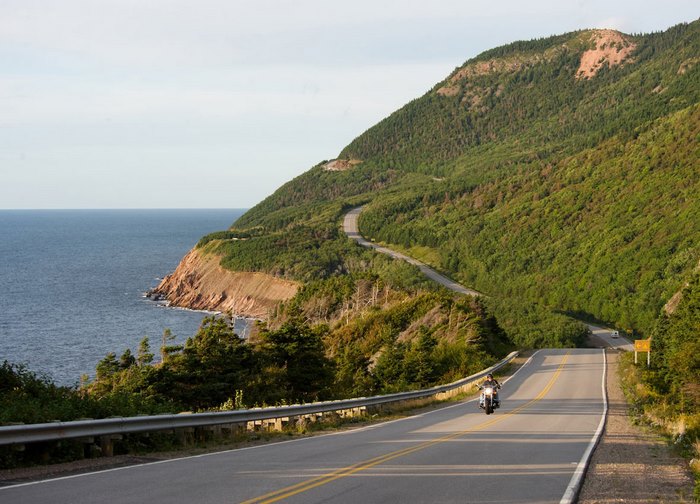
[151,248,299,319]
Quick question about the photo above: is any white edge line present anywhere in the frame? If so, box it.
[0,351,533,491]
[559,348,608,504]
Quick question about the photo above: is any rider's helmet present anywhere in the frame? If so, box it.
[486,373,493,380]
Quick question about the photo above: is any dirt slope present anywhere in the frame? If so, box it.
[151,248,299,319]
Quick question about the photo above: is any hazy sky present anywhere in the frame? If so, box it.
[1,1,697,209]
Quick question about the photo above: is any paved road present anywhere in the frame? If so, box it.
[1,349,606,504]
[586,323,634,351]
[343,207,481,296]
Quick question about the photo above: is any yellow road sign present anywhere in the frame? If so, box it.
[634,339,651,352]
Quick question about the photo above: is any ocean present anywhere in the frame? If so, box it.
[0,209,247,386]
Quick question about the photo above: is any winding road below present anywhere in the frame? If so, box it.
[343,206,482,296]
[344,207,631,353]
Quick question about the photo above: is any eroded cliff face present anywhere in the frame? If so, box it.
[151,248,299,319]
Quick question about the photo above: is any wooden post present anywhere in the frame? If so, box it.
[99,436,114,457]
[176,428,195,447]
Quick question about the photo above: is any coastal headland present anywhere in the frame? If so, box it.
[149,248,299,319]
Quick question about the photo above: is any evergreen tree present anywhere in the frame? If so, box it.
[96,352,119,381]
[255,320,334,403]
[119,348,136,369]
[160,328,181,363]
[137,337,154,366]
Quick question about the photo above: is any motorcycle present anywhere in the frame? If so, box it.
[479,384,501,415]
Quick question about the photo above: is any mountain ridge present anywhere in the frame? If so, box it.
[159,20,699,338]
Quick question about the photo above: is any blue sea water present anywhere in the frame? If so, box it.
[0,209,247,386]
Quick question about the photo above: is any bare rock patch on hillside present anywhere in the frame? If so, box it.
[323,159,362,171]
[576,30,636,80]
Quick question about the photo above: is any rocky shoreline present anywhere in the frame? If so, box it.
[147,248,299,320]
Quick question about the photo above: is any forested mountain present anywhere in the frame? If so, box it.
[206,20,699,340]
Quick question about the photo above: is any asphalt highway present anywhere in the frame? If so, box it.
[2,349,606,504]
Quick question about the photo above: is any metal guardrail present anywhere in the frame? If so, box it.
[0,351,518,446]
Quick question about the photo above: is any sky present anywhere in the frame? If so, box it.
[0,1,697,209]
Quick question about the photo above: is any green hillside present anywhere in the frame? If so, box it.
[201,20,699,338]
[359,104,700,332]
[348,20,700,334]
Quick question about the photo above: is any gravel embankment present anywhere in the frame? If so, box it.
[578,350,695,503]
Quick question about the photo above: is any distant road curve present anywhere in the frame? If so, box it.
[586,323,635,351]
[343,206,482,297]
[344,208,636,354]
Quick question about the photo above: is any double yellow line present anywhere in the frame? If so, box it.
[240,352,570,504]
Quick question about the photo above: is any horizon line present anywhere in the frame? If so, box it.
[0,207,249,211]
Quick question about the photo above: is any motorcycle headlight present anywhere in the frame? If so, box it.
[483,387,494,394]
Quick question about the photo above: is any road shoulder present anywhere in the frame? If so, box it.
[578,350,695,503]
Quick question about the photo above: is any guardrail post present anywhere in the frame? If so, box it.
[99,435,118,457]
[300,415,311,429]
[176,428,194,447]
[323,411,340,425]
[287,415,303,432]
[297,415,310,431]
[272,417,285,431]
[198,425,220,441]
[194,427,209,443]
[220,422,244,439]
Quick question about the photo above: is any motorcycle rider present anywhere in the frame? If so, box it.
[480,373,501,407]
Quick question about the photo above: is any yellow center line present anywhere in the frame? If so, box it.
[240,351,570,504]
